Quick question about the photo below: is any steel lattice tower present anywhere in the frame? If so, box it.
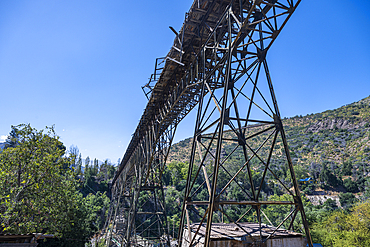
[105,0,313,246]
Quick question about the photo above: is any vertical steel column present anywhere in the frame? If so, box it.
[105,173,126,246]
[204,9,234,246]
[178,49,207,247]
[178,1,312,246]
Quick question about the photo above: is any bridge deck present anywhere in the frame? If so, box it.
[113,0,233,184]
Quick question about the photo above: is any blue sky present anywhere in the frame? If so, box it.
[1,0,369,163]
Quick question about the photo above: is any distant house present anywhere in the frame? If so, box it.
[299,177,315,184]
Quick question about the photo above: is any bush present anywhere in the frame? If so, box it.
[175,180,187,191]
[323,198,338,211]
[342,161,353,176]
[302,184,315,195]
[339,192,357,208]
[311,201,370,246]
[320,164,341,187]
[343,178,358,193]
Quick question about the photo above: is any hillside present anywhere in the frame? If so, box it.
[167,95,370,201]
[169,95,370,168]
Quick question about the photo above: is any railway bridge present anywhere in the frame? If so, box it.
[104,0,313,246]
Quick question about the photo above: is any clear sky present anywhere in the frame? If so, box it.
[1,0,370,163]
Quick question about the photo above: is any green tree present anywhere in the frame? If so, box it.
[311,201,370,246]
[68,145,79,169]
[92,158,99,176]
[0,124,74,235]
[323,198,338,211]
[76,153,83,175]
[320,164,341,187]
[98,159,116,181]
[262,194,294,228]
[343,178,358,193]
[165,162,187,186]
[362,178,370,200]
[83,192,110,233]
[4,127,20,149]
[85,156,91,171]
[342,161,353,176]
[339,192,358,208]
[0,124,111,247]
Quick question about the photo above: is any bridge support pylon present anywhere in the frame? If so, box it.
[177,1,313,246]
[108,0,313,246]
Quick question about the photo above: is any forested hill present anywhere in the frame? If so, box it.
[168,95,370,180]
[161,95,370,245]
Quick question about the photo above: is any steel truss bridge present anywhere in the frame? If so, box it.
[104,0,313,246]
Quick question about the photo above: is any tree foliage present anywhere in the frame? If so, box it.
[0,124,111,246]
[311,201,370,246]
[0,124,73,234]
